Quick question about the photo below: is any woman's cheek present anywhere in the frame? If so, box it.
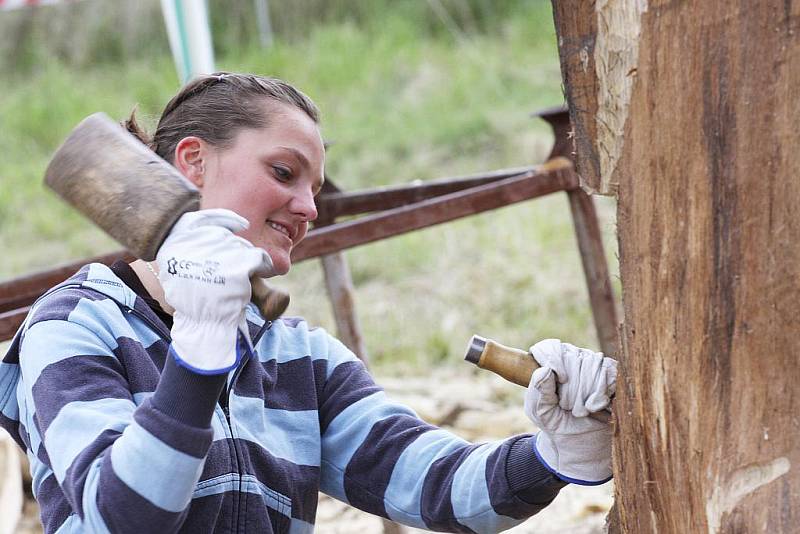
[294,223,309,244]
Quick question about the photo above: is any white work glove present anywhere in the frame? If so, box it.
[524,339,617,485]
[156,209,274,375]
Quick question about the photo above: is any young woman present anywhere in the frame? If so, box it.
[0,73,616,533]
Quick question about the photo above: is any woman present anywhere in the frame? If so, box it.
[0,73,616,533]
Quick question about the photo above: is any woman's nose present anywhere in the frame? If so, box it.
[292,187,318,222]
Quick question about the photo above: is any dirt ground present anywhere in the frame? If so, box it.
[10,367,613,533]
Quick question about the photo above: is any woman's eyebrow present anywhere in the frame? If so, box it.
[276,146,310,169]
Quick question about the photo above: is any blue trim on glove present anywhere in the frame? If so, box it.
[169,331,250,376]
[532,433,613,487]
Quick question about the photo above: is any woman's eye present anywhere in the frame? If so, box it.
[272,166,292,181]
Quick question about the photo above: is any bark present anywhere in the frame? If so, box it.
[550,1,602,194]
[552,1,800,532]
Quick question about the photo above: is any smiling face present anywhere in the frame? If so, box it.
[176,101,325,275]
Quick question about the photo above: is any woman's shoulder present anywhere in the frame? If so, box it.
[256,316,359,368]
[262,315,337,351]
[23,262,137,338]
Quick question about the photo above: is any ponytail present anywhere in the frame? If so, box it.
[122,107,156,151]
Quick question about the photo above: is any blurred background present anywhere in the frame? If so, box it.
[0,0,619,371]
[0,2,619,530]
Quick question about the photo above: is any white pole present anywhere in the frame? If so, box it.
[160,0,216,84]
[254,0,273,48]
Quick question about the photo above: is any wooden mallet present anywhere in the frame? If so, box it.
[43,112,290,321]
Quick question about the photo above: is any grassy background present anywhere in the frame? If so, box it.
[0,0,619,374]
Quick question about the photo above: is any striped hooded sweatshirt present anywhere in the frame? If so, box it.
[0,263,565,533]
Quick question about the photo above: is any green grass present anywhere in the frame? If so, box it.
[0,1,620,373]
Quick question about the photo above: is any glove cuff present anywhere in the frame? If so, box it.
[533,432,613,486]
[171,318,248,375]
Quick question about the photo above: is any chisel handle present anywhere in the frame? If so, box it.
[464,335,538,387]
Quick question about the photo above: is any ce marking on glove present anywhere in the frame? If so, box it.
[166,257,226,285]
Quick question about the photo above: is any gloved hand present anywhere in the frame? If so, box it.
[524,339,617,485]
[156,209,274,375]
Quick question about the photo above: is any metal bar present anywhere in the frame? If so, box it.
[293,160,576,262]
[0,250,135,314]
[532,106,573,161]
[315,184,370,366]
[321,253,369,364]
[0,307,29,341]
[0,168,537,314]
[315,165,538,218]
[566,188,619,356]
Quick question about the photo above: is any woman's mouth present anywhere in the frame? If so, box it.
[268,220,292,241]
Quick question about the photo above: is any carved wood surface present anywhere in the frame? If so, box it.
[555,2,800,532]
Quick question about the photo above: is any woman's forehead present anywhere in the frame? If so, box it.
[235,106,323,153]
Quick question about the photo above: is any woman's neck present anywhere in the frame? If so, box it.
[130,260,175,315]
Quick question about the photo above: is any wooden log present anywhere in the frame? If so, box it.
[550,1,602,193]
[554,1,800,532]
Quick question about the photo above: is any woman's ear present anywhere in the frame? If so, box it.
[173,137,206,188]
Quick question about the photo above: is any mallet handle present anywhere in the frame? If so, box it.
[251,279,289,321]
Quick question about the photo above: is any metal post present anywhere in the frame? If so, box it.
[253,0,273,47]
[536,107,619,356]
[566,188,619,357]
[315,179,369,364]
[161,0,215,83]
[321,252,369,364]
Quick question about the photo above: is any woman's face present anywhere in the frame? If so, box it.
[195,102,325,275]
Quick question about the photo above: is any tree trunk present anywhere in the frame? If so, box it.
[552,2,800,532]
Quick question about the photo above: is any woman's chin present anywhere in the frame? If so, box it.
[266,251,291,275]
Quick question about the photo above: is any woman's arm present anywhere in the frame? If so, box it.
[318,336,565,533]
[19,290,224,533]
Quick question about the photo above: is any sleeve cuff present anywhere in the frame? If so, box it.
[506,436,568,505]
[150,352,227,428]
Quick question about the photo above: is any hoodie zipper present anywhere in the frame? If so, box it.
[123,303,247,533]
[219,320,272,420]
[216,319,272,534]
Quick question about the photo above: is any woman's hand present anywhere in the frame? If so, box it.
[156,209,274,374]
[524,339,617,485]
